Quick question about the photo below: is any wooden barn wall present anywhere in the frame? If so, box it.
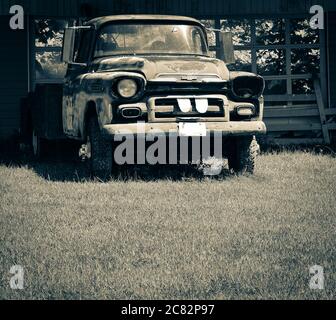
[0,0,336,17]
[0,16,28,141]
[328,12,336,108]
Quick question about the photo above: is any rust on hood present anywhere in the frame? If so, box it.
[93,55,230,81]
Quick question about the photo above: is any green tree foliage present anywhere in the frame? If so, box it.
[35,19,68,47]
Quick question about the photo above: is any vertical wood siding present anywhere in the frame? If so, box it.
[0,0,336,16]
[0,16,28,140]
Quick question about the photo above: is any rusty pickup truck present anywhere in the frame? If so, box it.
[28,15,266,179]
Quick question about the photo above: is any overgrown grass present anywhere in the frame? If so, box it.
[0,152,335,300]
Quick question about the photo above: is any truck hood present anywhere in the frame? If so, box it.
[92,56,230,82]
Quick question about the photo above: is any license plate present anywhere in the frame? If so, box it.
[178,122,207,137]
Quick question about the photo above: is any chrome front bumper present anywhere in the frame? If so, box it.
[102,121,267,138]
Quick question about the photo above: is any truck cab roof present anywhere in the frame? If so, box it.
[86,14,204,29]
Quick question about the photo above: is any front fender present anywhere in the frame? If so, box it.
[95,98,113,129]
[76,72,146,139]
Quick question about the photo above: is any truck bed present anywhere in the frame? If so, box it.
[32,84,65,140]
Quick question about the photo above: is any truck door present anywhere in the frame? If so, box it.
[63,74,75,135]
[62,27,93,137]
[63,70,83,136]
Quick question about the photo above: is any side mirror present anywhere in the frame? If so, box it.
[219,32,235,65]
[62,26,91,66]
[62,28,76,64]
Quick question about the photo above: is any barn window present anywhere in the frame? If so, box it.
[214,17,324,108]
[220,19,252,72]
[34,19,75,83]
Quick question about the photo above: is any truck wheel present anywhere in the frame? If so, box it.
[87,116,113,181]
[31,130,45,159]
[228,136,259,175]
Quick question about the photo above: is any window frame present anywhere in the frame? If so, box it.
[32,17,77,85]
[201,15,327,107]
[93,22,210,58]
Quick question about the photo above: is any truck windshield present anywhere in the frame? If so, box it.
[94,23,209,57]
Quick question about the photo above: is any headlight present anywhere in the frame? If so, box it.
[235,88,255,99]
[117,79,138,98]
[232,75,265,99]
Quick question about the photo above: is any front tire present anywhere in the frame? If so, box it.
[31,130,45,159]
[87,116,113,181]
[228,136,259,175]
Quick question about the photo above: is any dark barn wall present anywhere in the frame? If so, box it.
[0,16,28,141]
[1,0,336,17]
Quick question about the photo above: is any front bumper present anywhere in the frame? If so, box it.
[102,121,267,138]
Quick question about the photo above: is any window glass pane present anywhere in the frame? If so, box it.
[220,19,251,46]
[95,24,208,57]
[292,79,315,94]
[291,49,320,74]
[200,20,216,47]
[75,30,94,63]
[35,19,75,81]
[35,19,70,47]
[36,51,66,80]
[256,19,285,45]
[264,80,287,95]
[257,49,286,75]
[228,50,251,72]
[290,18,319,44]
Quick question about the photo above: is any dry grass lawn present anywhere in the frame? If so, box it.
[0,151,335,300]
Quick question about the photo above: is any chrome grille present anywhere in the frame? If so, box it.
[154,98,225,119]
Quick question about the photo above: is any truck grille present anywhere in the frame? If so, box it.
[152,98,225,120]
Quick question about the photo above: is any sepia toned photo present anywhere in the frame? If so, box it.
[0,0,335,309]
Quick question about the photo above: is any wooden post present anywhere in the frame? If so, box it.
[314,79,331,144]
